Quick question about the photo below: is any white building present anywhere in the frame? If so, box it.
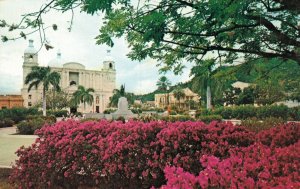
[21,40,116,113]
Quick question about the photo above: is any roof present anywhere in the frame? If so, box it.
[231,81,251,90]
[63,62,85,69]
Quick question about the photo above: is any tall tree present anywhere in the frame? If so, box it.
[72,85,95,112]
[156,76,171,106]
[173,87,185,108]
[3,0,298,73]
[25,66,61,116]
[109,85,135,107]
[190,59,217,109]
[46,90,71,110]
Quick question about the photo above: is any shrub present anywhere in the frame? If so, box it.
[161,123,300,189]
[234,105,256,119]
[16,116,55,135]
[0,107,40,123]
[16,118,45,135]
[161,141,300,189]
[80,118,99,123]
[74,112,83,117]
[131,108,142,114]
[198,115,222,123]
[257,122,300,148]
[257,105,288,120]
[288,106,300,121]
[47,110,68,117]
[0,118,14,128]
[240,117,285,133]
[214,107,234,119]
[103,109,116,114]
[161,115,195,122]
[10,120,255,188]
[211,105,290,120]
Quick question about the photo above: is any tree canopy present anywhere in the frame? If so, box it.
[1,0,299,70]
[25,66,61,116]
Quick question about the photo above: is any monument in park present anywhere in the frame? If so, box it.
[112,97,136,120]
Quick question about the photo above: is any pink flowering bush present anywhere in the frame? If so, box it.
[160,123,300,189]
[9,120,299,188]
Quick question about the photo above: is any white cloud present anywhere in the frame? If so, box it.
[0,0,192,95]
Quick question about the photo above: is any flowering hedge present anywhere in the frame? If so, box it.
[9,120,299,188]
[161,123,300,189]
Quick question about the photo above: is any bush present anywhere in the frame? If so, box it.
[0,118,14,128]
[257,105,288,120]
[80,118,99,123]
[16,118,45,135]
[47,110,68,117]
[162,141,300,189]
[209,105,290,120]
[74,112,83,117]
[103,109,116,114]
[131,108,142,114]
[0,107,40,123]
[198,114,222,123]
[161,123,300,189]
[240,117,285,133]
[17,116,56,135]
[10,120,255,188]
[26,115,56,124]
[288,106,300,121]
[161,115,195,122]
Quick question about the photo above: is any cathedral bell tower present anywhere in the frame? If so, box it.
[102,50,115,70]
[22,39,39,107]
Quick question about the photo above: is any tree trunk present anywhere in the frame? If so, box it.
[43,88,46,116]
[206,85,212,110]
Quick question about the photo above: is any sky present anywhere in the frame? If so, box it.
[0,0,192,95]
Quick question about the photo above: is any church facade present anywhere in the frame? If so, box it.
[21,40,116,113]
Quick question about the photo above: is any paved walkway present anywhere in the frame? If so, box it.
[0,127,37,168]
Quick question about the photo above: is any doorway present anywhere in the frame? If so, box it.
[96,106,100,113]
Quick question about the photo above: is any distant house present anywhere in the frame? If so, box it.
[231,81,300,107]
[0,95,24,109]
[231,81,252,91]
[155,88,200,109]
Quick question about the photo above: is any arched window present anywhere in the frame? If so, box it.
[70,81,76,86]
[109,63,113,69]
[96,96,99,104]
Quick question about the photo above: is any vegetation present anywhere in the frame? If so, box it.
[16,115,56,135]
[2,0,299,66]
[46,90,71,110]
[109,85,135,107]
[25,66,61,116]
[10,120,300,188]
[72,85,95,111]
[0,107,40,123]
[172,87,185,108]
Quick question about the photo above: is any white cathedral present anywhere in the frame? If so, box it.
[21,40,116,113]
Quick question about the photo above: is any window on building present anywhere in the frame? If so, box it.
[96,96,99,104]
[28,102,32,107]
[28,95,32,99]
[109,63,113,69]
[1,106,7,109]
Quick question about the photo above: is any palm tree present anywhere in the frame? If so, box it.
[185,99,197,110]
[190,59,216,110]
[25,66,61,116]
[173,87,185,108]
[156,76,171,106]
[73,85,95,112]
